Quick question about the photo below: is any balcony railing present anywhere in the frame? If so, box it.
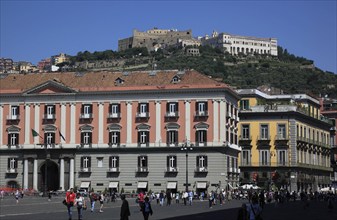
[6,168,18,173]
[136,167,149,173]
[165,167,179,173]
[7,115,20,120]
[79,167,91,173]
[195,142,207,147]
[165,111,179,118]
[107,167,120,173]
[240,162,290,167]
[107,112,121,119]
[296,136,330,148]
[43,114,56,120]
[194,166,208,173]
[136,112,150,118]
[80,113,94,119]
[194,111,209,117]
[167,143,179,147]
[138,143,149,148]
[108,142,120,148]
[297,162,332,171]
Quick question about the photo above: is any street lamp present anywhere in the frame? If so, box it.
[181,141,193,192]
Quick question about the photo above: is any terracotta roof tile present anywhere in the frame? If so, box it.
[0,70,235,94]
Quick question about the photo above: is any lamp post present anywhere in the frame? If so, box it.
[181,141,193,192]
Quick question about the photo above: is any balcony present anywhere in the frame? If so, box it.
[297,162,332,172]
[80,143,92,148]
[108,142,120,148]
[136,112,150,119]
[43,114,56,120]
[165,167,179,173]
[79,167,91,173]
[6,115,20,121]
[107,167,120,173]
[194,166,208,173]
[194,111,209,118]
[257,136,271,145]
[195,142,207,147]
[240,162,290,167]
[136,167,149,173]
[6,168,18,174]
[239,135,252,145]
[274,135,289,146]
[165,111,179,118]
[138,143,149,148]
[167,143,178,147]
[107,112,121,119]
[80,113,94,119]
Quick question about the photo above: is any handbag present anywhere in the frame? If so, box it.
[62,199,67,206]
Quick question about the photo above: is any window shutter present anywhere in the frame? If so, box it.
[205,102,208,111]
[52,106,56,114]
[52,133,55,143]
[16,134,19,145]
[89,104,93,114]
[88,157,91,167]
[109,132,112,144]
[7,158,10,169]
[173,156,177,167]
[146,131,149,143]
[195,102,198,111]
[118,104,121,113]
[80,157,83,168]
[196,131,199,143]
[138,156,140,167]
[44,105,47,114]
[167,156,169,167]
[17,106,20,115]
[44,133,47,144]
[81,105,84,114]
[81,133,84,144]
[166,103,169,112]
[176,103,179,112]
[196,156,199,167]
[137,132,140,144]
[144,156,148,167]
[146,103,149,112]
[205,156,208,167]
[116,157,119,167]
[14,159,18,168]
[166,131,169,144]
[89,133,92,144]
[7,134,11,145]
[175,131,178,144]
[109,156,112,167]
[117,132,120,144]
[109,104,112,113]
[137,103,140,113]
[204,131,207,143]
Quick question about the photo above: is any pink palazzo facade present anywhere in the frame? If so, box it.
[0,70,241,194]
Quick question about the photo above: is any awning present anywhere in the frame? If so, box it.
[108,182,119,188]
[167,182,177,189]
[137,182,148,188]
[196,182,207,189]
[80,182,90,188]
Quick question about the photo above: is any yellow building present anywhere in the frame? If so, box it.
[237,89,333,192]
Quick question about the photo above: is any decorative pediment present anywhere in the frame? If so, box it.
[23,79,77,95]
[80,124,93,132]
[194,122,209,130]
[107,123,122,131]
[136,123,150,131]
[6,125,20,133]
[43,125,57,132]
[165,123,180,130]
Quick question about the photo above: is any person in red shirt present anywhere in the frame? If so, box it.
[65,188,76,220]
[138,191,145,211]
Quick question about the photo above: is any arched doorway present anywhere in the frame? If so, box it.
[39,160,59,192]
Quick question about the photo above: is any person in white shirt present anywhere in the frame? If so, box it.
[75,192,86,220]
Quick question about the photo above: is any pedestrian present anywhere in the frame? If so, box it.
[209,192,214,208]
[156,192,160,205]
[75,192,86,220]
[237,203,249,220]
[99,193,104,212]
[0,189,4,200]
[175,192,180,204]
[120,194,131,220]
[183,191,188,205]
[138,191,145,210]
[15,190,20,204]
[159,191,164,206]
[48,190,52,201]
[141,196,153,220]
[65,188,76,220]
[188,190,193,205]
[247,195,262,220]
[166,190,172,206]
[89,191,96,212]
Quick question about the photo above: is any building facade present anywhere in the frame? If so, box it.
[118,28,193,52]
[237,89,333,192]
[0,58,14,74]
[0,70,240,195]
[201,31,278,56]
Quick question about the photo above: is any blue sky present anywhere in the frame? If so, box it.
[1,0,336,73]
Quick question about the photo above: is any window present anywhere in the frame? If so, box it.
[167,155,177,171]
[196,102,208,116]
[195,122,208,146]
[109,104,120,118]
[260,150,269,166]
[7,158,18,173]
[7,126,19,147]
[260,124,269,139]
[166,102,178,117]
[241,124,250,139]
[10,106,20,119]
[278,150,287,165]
[137,124,150,147]
[167,130,178,146]
[109,156,119,172]
[44,132,55,145]
[81,104,93,118]
[109,131,120,146]
[81,156,91,172]
[277,124,286,139]
[196,155,208,172]
[44,105,55,119]
[137,155,148,172]
[240,99,249,110]
[241,150,251,166]
[80,125,93,146]
[140,103,148,114]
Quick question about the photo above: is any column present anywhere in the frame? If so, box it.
[0,105,3,146]
[24,104,30,145]
[34,103,40,144]
[33,159,38,190]
[213,100,219,144]
[185,100,191,141]
[69,158,74,189]
[23,159,28,189]
[126,101,132,145]
[59,158,65,191]
[70,103,76,144]
[98,102,104,144]
[60,103,66,144]
[155,101,161,146]
[219,100,226,143]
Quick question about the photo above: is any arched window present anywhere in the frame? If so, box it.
[43,125,56,146]
[6,126,20,146]
[108,124,121,147]
[136,124,150,147]
[165,123,180,147]
[194,122,209,147]
[80,124,93,147]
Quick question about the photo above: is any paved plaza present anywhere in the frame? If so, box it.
[0,195,337,220]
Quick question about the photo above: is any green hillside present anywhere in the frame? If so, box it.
[67,46,337,98]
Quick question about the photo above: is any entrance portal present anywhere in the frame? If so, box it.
[40,160,59,192]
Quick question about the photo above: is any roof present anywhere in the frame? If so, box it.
[0,70,238,97]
